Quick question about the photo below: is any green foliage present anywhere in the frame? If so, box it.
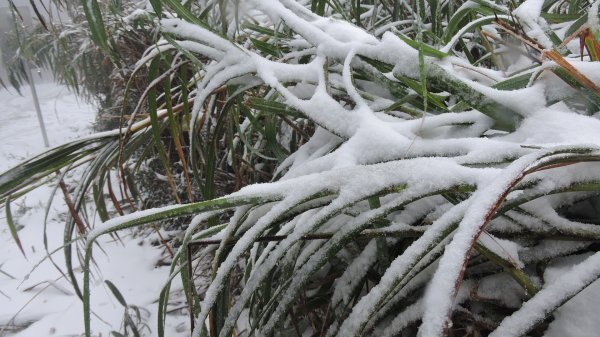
[4,0,600,337]
[4,195,26,257]
[105,280,149,336]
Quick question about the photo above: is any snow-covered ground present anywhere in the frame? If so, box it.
[0,84,188,337]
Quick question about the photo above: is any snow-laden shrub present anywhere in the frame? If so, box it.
[4,0,600,336]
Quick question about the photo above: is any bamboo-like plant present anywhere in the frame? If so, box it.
[4,0,600,336]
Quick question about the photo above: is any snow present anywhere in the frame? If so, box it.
[7,1,600,336]
[590,1,600,31]
[478,233,523,269]
[160,3,600,336]
[123,8,150,24]
[513,0,553,49]
[313,17,379,45]
[0,84,188,337]
[331,239,377,307]
[155,4,600,333]
[503,107,600,145]
[543,254,600,337]
[418,153,541,336]
[335,201,469,337]
[490,251,600,336]
[441,15,511,54]
[379,299,423,337]
[0,84,93,164]
[520,240,592,265]
[476,272,530,308]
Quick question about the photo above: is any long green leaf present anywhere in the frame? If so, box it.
[105,280,128,307]
[5,195,26,258]
[81,0,109,51]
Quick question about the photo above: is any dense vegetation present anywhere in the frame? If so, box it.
[4,0,600,336]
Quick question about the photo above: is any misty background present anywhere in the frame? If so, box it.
[0,0,67,85]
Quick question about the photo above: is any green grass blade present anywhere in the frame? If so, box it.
[80,0,109,52]
[4,195,26,258]
[105,280,128,307]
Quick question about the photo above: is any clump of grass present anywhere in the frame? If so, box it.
[4,0,600,336]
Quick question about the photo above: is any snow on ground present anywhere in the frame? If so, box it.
[0,84,94,164]
[543,254,600,337]
[0,83,188,337]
